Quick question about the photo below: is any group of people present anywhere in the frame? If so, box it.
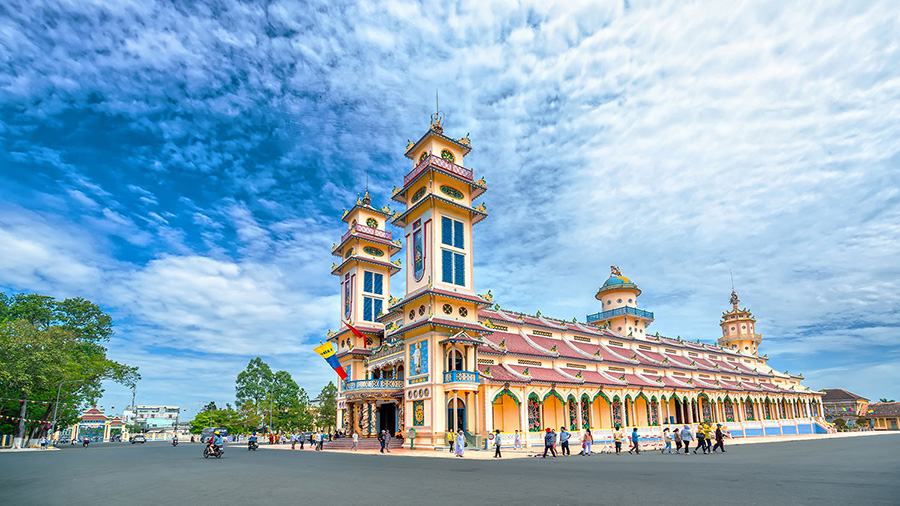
[483,424,729,458]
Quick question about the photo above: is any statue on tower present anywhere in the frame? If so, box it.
[610,265,622,276]
[730,289,740,308]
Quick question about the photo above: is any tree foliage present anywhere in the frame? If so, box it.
[0,293,139,440]
[232,358,315,433]
[316,382,338,431]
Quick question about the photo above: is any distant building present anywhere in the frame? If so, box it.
[862,402,900,431]
[128,405,181,430]
[822,389,869,425]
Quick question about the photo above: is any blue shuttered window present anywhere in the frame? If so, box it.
[374,299,383,318]
[442,250,453,283]
[443,216,465,248]
[363,297,373,321]
[373,273,383,295]
[363,271,373,293]
[442,250,466,287]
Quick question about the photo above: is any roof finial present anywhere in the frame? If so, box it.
[610,265,622,276]
[430,89,444,134]
[729,269,740,309]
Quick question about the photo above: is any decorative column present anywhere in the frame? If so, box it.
[472,391,478,436]
[576,392,584,432]
[485,389,494,433]
[397,400,405,435]
[519,389,528,447]
[366,401,374,437]
[452,390,459,432]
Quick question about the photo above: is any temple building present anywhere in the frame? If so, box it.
[327,117,827,449]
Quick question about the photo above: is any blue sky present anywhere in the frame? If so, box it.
[1,0,898,417]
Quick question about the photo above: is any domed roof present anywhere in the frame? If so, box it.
[595,266,641,298]
[603,275,632,287]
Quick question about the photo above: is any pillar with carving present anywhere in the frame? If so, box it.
[397,400,405,435]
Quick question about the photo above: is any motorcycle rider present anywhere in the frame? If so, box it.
[207,430,224,454]
[172,434,179,446]
[248,432,258,450]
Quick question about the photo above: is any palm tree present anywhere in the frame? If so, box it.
[879,398,895,402]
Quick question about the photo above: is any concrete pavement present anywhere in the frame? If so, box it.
[1,432,898,506]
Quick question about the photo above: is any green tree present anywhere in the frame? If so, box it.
[235,357,273,421]
[316,382,338,432]
[833,418,846,431]
[879,398,895,402]
[0,293,139,443]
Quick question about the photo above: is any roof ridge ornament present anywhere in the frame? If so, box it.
[430,89,444,134]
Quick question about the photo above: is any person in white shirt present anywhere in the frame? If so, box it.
[352,431,359,451]
[513,429,521,449]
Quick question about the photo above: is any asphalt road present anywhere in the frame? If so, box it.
[1,435,898,506]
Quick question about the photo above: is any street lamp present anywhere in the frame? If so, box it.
[51,379,83,443]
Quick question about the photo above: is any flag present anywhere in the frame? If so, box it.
[345,322,367,348]
[314,342,348,380]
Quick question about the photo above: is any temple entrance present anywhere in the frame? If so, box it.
[378,403,397,436]
[447,398,466,432]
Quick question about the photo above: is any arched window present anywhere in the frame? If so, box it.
[447,349,464,371]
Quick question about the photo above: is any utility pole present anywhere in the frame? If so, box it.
[51,379,83,443]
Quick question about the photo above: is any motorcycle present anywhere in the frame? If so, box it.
[203,444,223,459]
[248,440,258,451]
[172,440,179,447]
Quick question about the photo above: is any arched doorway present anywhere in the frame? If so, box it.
[543,392,564,430]
[566,395,578,430]
[492,390,520,432]
[592,393,612,428]
[447,348,465,371]
[447,398,465,432]
[634,394,649,426]
[611,396,624,428]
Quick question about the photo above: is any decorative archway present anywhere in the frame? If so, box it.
[723,396,735,422]
[592,391,612,428]
[527,393,541,432]
[698,393,712,422]
[743,397,754,421]
[580,394,591,429]
[611,395,623,428]
[649,395,660,426]
[566,395,578,430]
[634,393,650,426]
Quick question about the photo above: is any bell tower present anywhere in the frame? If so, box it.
[330,189,401,349]
[389,111,488,320]
[718,289,761,355]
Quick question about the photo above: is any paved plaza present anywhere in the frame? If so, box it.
[2,434,898,506]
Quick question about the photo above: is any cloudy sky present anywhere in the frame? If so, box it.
[1,0,898,415]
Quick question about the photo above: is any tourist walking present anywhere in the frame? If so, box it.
[680,424,693,455]
[319,431,325,450]
[628,427,640,454]
[493,429,502,458]
[455,430,465,457]
[704,424,714,453]
[513,429,522,450]
[448,431,455,453]
[582,429,593,455]
[559,427,570,456]
[384,430,391,453]
[673,425,682,452]
[712,424,727,453]
[351,430,359,451]
[39,436,47,450]
[661,428,672,453]
[612,425,624,455]
[290,432,297,450]
[542,428,557,459]
[695,426,707,454]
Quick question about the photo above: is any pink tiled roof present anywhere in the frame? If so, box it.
[691,377,721,390]
[478,363,528,383]
[691,357,719,372]
[663,353,696,369]
[640,373,691,388]
[526,334,581,360]
[568,341,634,364]
[507,364,579,384]
[621,374,660,388]
[483,331,548,357]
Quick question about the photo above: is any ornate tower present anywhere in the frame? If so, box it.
[718,289,761,355]
[330,189,401,351]
[586,265,655,338]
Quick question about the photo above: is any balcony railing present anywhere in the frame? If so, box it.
[340,223,393,245]
[585,306,655,323]
[443,370,479,384]
[404,154,474,187]
[342,379,404,391]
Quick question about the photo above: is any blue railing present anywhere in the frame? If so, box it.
[443,370,479,384]
[585,306,655,323]
[342,379,404,391]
